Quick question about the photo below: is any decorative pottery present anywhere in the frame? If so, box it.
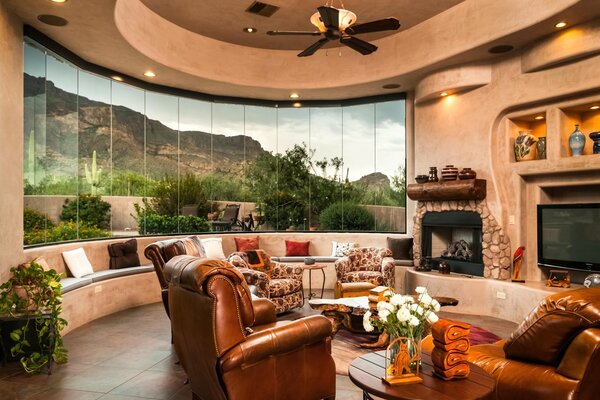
[537,137,547,160]
[427,167,439,182]
[441,165,459,181]
[304,257,315,265]
[415,175,429,184]
[569,124,585,156]
[458,168,477,180]
[438,261,451,275]
[514,130,538,161]
[589,132,600,154]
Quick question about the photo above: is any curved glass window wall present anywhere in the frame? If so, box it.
[23,40,406,246]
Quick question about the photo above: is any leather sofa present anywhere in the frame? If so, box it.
[164,255,336,400]
[334,247,395,297]
[445,286,600,400]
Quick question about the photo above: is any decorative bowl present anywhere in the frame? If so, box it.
[304,257,315,265]
[415,175,429,184]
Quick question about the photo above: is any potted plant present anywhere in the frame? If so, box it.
[0,261,68,373]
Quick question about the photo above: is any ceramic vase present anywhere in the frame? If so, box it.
[569,124,585,156]
[428,167,439,182]
[458,168,477,180]
[537,137,547,160]
[441,165,459,181]
[514,130,538,161]
[589,132,600,154]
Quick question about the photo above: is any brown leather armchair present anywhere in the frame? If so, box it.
[164,255,336,400]
[467,286,600,400]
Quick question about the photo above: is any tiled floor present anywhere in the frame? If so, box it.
[0,291,517,400]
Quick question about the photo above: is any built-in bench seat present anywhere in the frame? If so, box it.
[270,256,340,263]
[60,265,155,294]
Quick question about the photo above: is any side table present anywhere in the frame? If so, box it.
[303,264,326,300]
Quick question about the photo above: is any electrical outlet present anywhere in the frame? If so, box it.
[95,285,103,293]
[509,215,515,225]
[496,291,506,299]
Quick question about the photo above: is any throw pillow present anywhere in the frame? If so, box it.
[108,239,141,269]
[227,252,250,269]
[387,237,413,260]
[234,236,259,252]
[62,248,94,278]
[331,241,358,257]
[229,250,273,275]
[200,237,226,259]
[21,256,52,271]
[285,240,310,256]
[180,236,206,257]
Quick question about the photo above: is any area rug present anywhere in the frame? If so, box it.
[331,326,501,376]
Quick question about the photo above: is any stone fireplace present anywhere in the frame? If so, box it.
[413,199,512,279]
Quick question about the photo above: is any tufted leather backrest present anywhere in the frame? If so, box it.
[504,286,600,365]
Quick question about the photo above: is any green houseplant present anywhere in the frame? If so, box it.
[0,261,68,373]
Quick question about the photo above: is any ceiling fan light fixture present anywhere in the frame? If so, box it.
[310,8,356,32]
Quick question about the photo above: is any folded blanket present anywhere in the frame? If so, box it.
[433,363,470,380]
[432,319,471,343]
[431,348,469,370]
[433,338,470,353]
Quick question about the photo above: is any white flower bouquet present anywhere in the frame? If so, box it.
[363,286,440,340]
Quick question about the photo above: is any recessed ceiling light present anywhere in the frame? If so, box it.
[440,92,448,97]
[591,105,600,110]
[289,93,300,99]
[488,45,514,54]
[382,83,401,89]
[534,115,544,120]
[292,102,302,108]
[111,76,123,82]
[555,21,567,28]
[37,14,68,26]
[144,71,156,77]
[243,27,257,33]
[50,0,68,3]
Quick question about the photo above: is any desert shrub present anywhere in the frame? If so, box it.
[138,213,210,234]
[24,208,55,232]
[61,194,111,229]
[148,174,211,217]
[24,221,110,245]
[319,202,375,231]
[262,191,307,230]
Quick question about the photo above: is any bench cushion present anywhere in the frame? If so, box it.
[60,277,93,294]
[394,259,414,266]
[85,265,155,283]
[271,256,339,263]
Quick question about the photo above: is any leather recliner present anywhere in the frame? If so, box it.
[164,255,336,400]
[467,286,600,400]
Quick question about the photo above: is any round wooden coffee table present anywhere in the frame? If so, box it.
[349,351,494,400]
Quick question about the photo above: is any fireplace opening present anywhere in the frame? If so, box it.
[422,211,484,276]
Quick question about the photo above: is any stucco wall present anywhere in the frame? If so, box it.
[413,21,600,281]
[0,4,23,282]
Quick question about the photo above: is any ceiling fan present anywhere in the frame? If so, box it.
[266,1,400,57]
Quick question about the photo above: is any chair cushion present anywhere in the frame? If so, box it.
[108,239,141,269]
[269,278,302,298]
[85,265,154,283]
[504,286,600,365]
[343,271,384,286]
[60,277,93,294]
[62,248,94,278]
[285,240,310,256]
[235,236,259,252]
[387,237,413,260]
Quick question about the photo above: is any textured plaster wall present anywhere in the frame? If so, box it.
[0,4,23,282]
[413,22,600,281]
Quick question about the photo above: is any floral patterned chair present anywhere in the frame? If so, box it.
[334,247,395,296]
[228,251,304,314]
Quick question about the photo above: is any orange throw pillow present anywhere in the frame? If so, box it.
[285,240,310,256]
[235,236,259,252]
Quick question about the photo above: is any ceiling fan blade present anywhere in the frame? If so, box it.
[345,18,401,35]
[298,38,330,57]
[267,30,322,36]
[340,36,378,55]
[317,6,339,30]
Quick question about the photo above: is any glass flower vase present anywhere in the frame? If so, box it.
[383,334,423,385]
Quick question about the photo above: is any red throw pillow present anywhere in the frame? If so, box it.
[235,236,259,252]
[285,240,310,256]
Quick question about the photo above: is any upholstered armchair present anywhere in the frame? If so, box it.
[228,251,304,313]
[429,286,600,400]
[164,256,336,400]
[334,247,395,293]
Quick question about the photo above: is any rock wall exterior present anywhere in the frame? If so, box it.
[412,199,511,280]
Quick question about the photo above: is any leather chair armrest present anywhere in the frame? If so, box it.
[252,298,276,326]
[220,315,332,372]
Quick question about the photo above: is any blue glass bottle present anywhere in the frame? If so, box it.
[569,124,585,156]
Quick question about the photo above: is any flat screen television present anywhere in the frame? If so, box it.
[537,204,600,272]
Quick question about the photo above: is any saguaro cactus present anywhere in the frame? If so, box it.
[85,150,102,194]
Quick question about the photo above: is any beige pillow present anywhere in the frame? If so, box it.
[62,248,94,278]
[200,238,226,259]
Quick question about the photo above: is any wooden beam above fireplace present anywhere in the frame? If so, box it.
[407,179,487,201]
